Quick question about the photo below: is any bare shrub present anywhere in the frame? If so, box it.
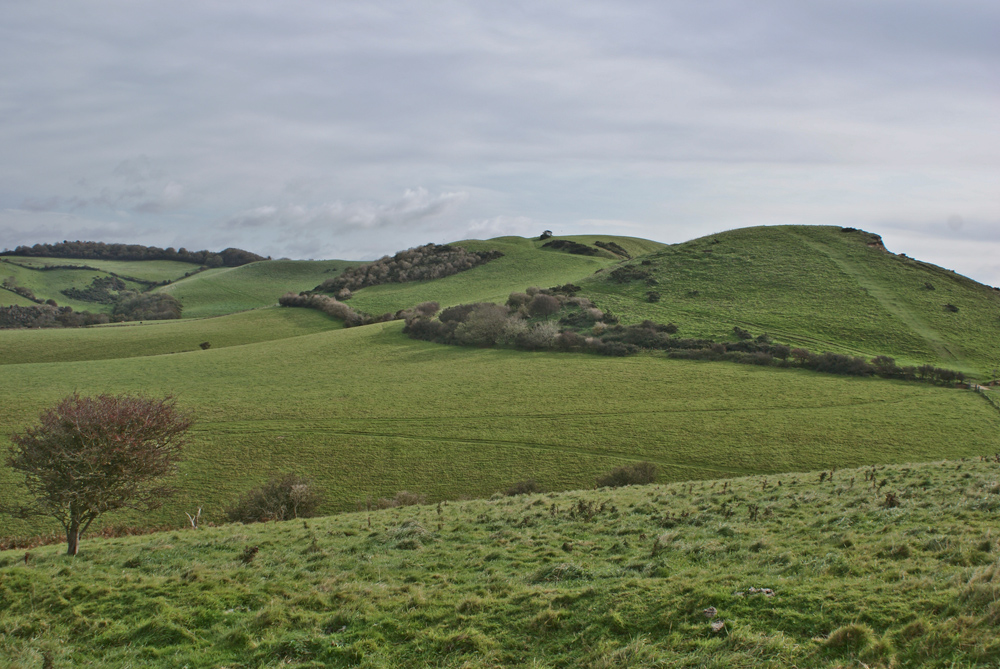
[517,321,560,350]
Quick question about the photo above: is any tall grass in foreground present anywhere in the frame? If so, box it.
[1,459,998,667]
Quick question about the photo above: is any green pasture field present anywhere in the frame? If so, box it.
[0,307,340,365]
[2,458,999,667]
[0,256,200,283]
[344,235,666,316]
[0,260,148,313]
[157,259,360,318]
[0,289,38,307]
[1,319,997,539]
[579,226,1000,375]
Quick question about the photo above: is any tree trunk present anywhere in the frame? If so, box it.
[66,522,81,556]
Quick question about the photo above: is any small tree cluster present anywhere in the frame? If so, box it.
[594,240,631,258]
[225,474,323,524]
[315,244,502,293]
[8,241,265,266]
[60,276,128,304]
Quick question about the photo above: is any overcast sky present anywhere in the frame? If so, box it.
[2,1,998,284]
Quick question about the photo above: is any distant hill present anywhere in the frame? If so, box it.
[7,240,265,267]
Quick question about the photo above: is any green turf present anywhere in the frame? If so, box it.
[2,458,999,667]
[0,259,153,313]
[0,307,341,365]
[579,226,1000,375]
[1,319,997,539]
[344,235,666,316]
[157,259,362,318]
[0,256,201,282]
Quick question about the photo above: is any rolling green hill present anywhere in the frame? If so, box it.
[1,318,997,539]
[1,226,999,665]
[2,459,998,667]
[578,226,1000,376]
[340,235,665,316]
[156,259,363,319]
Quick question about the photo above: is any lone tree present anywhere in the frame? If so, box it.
[6,393,192,555]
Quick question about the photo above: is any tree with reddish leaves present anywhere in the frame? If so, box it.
[6,394,192,555]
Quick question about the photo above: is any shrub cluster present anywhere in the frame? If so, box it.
[402,288,968,387]
[315,244,502,293]
[8,241,265,267]
[278,292,398,327]
[61,276,128,303]
[594,240,631,258]
[596,461,658,488]
[111,293,182,321]
[0,304,109,329]
[541,239,602,256]
[608,265,654,284]
[225,474,323,524]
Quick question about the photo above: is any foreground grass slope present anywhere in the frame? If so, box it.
[1,320,997,538]
[2,459,998,667]
[580,226,1000,375]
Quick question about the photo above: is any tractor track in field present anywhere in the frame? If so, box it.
[195,394,915,432]
[791,232,963,364]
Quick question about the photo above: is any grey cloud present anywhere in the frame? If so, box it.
[225,189,468,232]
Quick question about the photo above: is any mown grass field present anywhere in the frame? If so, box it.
[2,458,999,667]
[580,226,1000,376]
[0,259,151,313]
[157,259,362,318]
[1,319,997,539]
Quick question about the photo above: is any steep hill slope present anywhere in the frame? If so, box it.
[2,459,998,667]
[579,226,1000,375]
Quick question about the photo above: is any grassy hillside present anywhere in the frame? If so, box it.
[1,319,997,538]
[157,259,361,318]
[580,226,1000,376]
[2,459,998,667]
[1,256,202,283]
[0,256,200,313]
[342,235,665,316]
[0,307,340,365]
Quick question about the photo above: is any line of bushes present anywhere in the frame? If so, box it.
[402,288,969,386]
[314,244,503,294]
[7,241,266,267]
[0,293,183,329]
